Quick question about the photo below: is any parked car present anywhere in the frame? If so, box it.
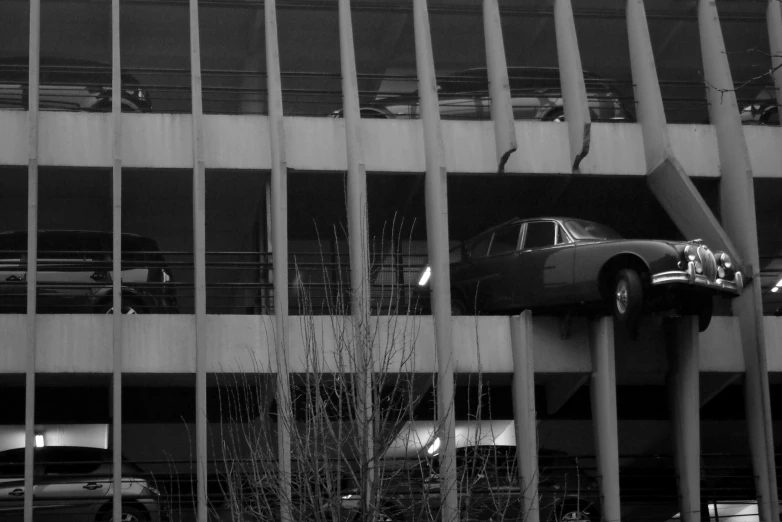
[0,446,162,521]
[336,446,599,522]
[333,67,634,122]
[418,218,743,332]
[0,57,151,112]
[0,230,177,314]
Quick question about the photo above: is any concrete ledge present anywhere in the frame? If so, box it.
[0,314,778,375]
[0,111,780,177]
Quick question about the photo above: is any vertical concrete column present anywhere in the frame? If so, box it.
[698,3,779,521]
[483,0,517,171]
[412,1,457,520]
[554,0,591,171]
[666,317,701,522]
[511,312,539,522]
[768,0,782,108]
[626,0,740,264]
[111,1,123,521]
[589,317,620,522]
[265,1,292,521]
[23,2,40,522]
[338,0,374,512]
[187,1,208,521]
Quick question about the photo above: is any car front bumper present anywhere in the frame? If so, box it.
[651,262,743,295]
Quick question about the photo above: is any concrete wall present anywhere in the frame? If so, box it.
[0,314,777,376]
[1,111,781,177]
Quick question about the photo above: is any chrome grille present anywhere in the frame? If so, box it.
[698,246,717,281]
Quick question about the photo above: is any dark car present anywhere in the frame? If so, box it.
[336,446,598,522]
[418,218,743,331]
[334,67,633,122]
[0,57,151,112]
[0,230,177,314]
[0,446,161,522]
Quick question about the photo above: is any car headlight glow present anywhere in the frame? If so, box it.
[418,266,431,286]
[685,245,698,262]
[720,253,732,270]
[694,260,703,274]
[718,266,725,279]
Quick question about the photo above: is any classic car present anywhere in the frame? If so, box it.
[0,57,151,112]
[0,230,177,314]
[0,446,162,522]
[417,218,743,331]
[332,67,634,122]
[740,87,779,126]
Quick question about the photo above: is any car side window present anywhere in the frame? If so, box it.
[489,224,521,255]
[469,235,492,259]
[523,221,557,249]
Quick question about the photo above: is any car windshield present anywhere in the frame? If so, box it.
[564,220,623,240]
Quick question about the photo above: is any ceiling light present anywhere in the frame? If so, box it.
[35,434,44,448]
[427,437,440,455]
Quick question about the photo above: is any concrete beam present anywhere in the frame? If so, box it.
[699,2,779,520]
[265,0,292,520]
[2,112,782,177]
[626,0,742,268]
[589,317,620,522]
[483,0,517,171]
[511,312,539,522]
[412,0,457,518]
[554,0,591,171]
[666,317,701,522]
[24,1,41,521]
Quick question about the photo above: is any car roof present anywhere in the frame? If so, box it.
[0,230,151,241]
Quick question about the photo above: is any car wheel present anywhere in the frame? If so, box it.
[544,108,566,122]
[611,269,643,326]
[697,295,713,332]
[103,299,141,315]
[450,297,466,315]
[97,504,149,522]
[554,500,600,522]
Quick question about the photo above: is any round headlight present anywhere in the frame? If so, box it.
[694,260,703,274]
[685,245,698,262]
[720,253,732,270]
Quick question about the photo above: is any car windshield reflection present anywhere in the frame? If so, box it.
[565,220,623,241]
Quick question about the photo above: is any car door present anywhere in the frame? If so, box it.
[37,234,110,313]
[34,448,110,522]
[514,221,575,308]
[0,449,26,522]
[0,233,27,313]
[475,223,523,311]
[450,233,492,312]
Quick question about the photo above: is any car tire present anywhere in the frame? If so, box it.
[556,500,599,522]
[450,297,466,315]
[102,298,142,315]
[610,269,643,327]
[97,504,149,522]
[697,295,713,332]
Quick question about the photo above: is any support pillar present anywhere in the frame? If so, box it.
[412,1,457,520]
[767,0,782,113]
[589,317,620,522]
[625,0,740,266]
[338,0,374,513]
[511,312,539,522]
[666,317,701,522]
[483,0,517,171]
[554,0,591,171]
[265,1,292,520]
[23,2,40,522]
[699,2,779,520]
[187,1,208,521]
[110,0,123,521]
